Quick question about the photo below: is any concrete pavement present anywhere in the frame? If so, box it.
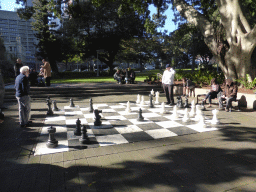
[1,82,256,192]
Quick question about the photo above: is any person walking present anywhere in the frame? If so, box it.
[14,58,23,77]
[15,66,31,128]
[41,59,51,86]
[162,64,175,105]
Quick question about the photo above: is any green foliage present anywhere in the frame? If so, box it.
[236,74,256,89]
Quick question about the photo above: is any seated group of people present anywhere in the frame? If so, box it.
[28,68,46,87]
[114,68,136,84]
[182,77,238,112]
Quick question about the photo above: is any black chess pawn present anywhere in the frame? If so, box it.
[74,118,81,136]
[148,94,154,108]
[184,96,189,108]
[46,97,53,115]
[70,98,75,107]
[94,109,102,126]
[89,98,94,113]
[79,125,90,144]
[52,100,59,111]
[201,100,206,111]
[46,126,58,148]
[137,108,144,121]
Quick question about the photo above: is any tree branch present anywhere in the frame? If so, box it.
[173,0,217,54]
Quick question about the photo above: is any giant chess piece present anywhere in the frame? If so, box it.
[194,105,202,121]
[70,98,75,107]
[150,89,155,97]
[46,126,58,148]
[140,96,145,105]
[137,108,144,121]
[182,108,190,123]
[52,100,59,111]
[89,98,94,113]
[94,109,102,126]
[201,100,206,111]
[171,105,179,120]
[46,97,53,115]
[184,96,189,108]
[74,118,81,136]
[198,115,207,128]
[211,109,220,125]
[155,91,160,104]
[136,94,141,104]
[160,102,166,114]
[149,94,154,108]
[79,125,90,144]
[176,96,183,108]
[125,101,131,114]
[189,100,196,118]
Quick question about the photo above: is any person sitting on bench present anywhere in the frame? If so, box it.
[219,78,238,112]
[113,69,123,84]
[203,78,222,108]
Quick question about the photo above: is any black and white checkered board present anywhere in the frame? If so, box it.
[34,102,219,155]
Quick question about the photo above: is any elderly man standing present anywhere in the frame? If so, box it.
[162,64,175,105]
[41,59,51,86]
[15,66,31,128]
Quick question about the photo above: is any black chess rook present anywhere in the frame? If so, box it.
[79,125,90,144]
[46,126,58,148]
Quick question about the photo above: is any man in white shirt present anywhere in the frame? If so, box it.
[162,64,175,105]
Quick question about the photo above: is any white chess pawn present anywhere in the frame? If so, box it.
[160,102,166,114]
[189,102,195,118]
[125,101,131,114]
[198,115,207,128]
[140,96,145,105]
[171,105,179,120]
[155,91,160,104]
[136,94,141,104]
[182,108,190,122]
[211,109,219,125]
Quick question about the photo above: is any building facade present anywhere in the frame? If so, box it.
[0,10,37,68]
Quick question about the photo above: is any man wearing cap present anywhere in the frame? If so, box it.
[162,64,175,105]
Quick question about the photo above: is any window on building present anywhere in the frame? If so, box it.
[10,47,12,52]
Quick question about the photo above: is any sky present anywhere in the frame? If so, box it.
[1,0,176,33]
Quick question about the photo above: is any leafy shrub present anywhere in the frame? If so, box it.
[236,74,256,89]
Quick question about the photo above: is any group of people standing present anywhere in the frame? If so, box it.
[14,59,52,128]
[161,64,238,112]
[114,68,136,84]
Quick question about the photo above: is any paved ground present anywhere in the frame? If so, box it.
[1,82,256,192]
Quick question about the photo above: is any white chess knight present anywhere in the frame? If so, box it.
[211,109,220,125]
[182,108,190,122]
[140,96,145,105]
[171,105,179,120]
[125,101,131,114]
[155,91,160,104]
[136,94,141,104]
[160,102,166,114]
[189,100,196,117]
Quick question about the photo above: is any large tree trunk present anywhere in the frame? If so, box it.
[173,0,256,80]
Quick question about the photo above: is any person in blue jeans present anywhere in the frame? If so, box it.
[203,78,222,108]
[15,66,32,128]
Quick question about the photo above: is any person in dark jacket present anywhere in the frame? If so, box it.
[15,66,32,128]
[203,78,222,108]
[28,68,38,86]
[129,68,136,84]
[218,78,238,111]
[14,58,23,77]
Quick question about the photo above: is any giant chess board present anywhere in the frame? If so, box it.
[34,102,219,156]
